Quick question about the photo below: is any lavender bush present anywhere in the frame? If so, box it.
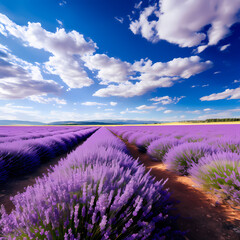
[135,134,160,152]
[0,128,97,184]
[147,137,180,162]
[0,128,183,239]
[164,142,214,175]
[208,137,240,154]
[189,152,240,205]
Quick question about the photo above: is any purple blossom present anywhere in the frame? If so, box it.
[0,128,182,239]
[189,152,240,205]
[164,142,214,175]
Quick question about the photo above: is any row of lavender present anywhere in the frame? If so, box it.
[0,126,75,137]
[0,127,98,184]
[0,126,91,143]
[110,125,240,206]
[0,128,184,239]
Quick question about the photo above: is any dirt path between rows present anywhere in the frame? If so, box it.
[123,140,240,240]
[0,141,85,214]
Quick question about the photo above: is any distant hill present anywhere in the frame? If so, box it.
[0,120,44,125]
[48,120,161,125]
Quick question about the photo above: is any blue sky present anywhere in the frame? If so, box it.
[0,0,240,123]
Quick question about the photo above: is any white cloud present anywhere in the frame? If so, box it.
[28,95,67,105]
[56,19,63,27]
[150,95,184,105]
[94,56,211,97]
[156,107,165,111]
[104,108,114,111]
[136,105,156,110]
[0,13,96,89]
[0,103,40,120]
[198,109,240,120]
[134,1,143,9]
[130,0,240,52]
[115,17,124,24]
[110,101,117,106]
[120,108,147,114]
[59,0,67,6]
[164,110,173,114]
[81,101,107,106]
[186,110,201,114]
[200,87,240,101]
[83,54,132,84]
[234,79,240,83]
[0,44,62,99]
[0,13,212,99]
[204,108,212,112]
[220,44,231,51]
[202,84,209,87]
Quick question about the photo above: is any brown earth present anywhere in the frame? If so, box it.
[123,140,240,240]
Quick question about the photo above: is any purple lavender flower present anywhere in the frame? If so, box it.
[189,152,240,205]
[0,128,182,239]
[164,142,214,175]
[147,137,180,162]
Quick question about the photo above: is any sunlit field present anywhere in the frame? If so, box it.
[0,124,239,239]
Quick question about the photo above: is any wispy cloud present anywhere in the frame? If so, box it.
[81,102,107,106]
[28,95,67,105]
[120,108,147,114]
[150,96,184,105]
[56,19,63,27]
[114,17,124,24]
[164,110,173,114]
[220,44,231,51]
[59,0,67,6]
[156,107,166,111]
[200,87,240,101]
[136,105,156,110]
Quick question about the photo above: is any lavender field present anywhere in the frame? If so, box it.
[110,125,240,206]
[0,124,239,239]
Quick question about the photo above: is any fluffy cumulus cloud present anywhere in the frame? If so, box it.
[0,13,96,88]
[200,87,240,101]
[150,95,184,105]
[94,56,212,97]
[0,13,212,98]
[83,54,133,85]
[0,44,62,99]
[136,105,156,110]
[130,0,240,52]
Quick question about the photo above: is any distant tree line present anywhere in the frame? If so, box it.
[183,118,240,123]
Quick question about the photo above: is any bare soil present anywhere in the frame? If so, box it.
[124,140,240,240]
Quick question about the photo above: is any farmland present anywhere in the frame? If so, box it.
[0,125,240,239]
